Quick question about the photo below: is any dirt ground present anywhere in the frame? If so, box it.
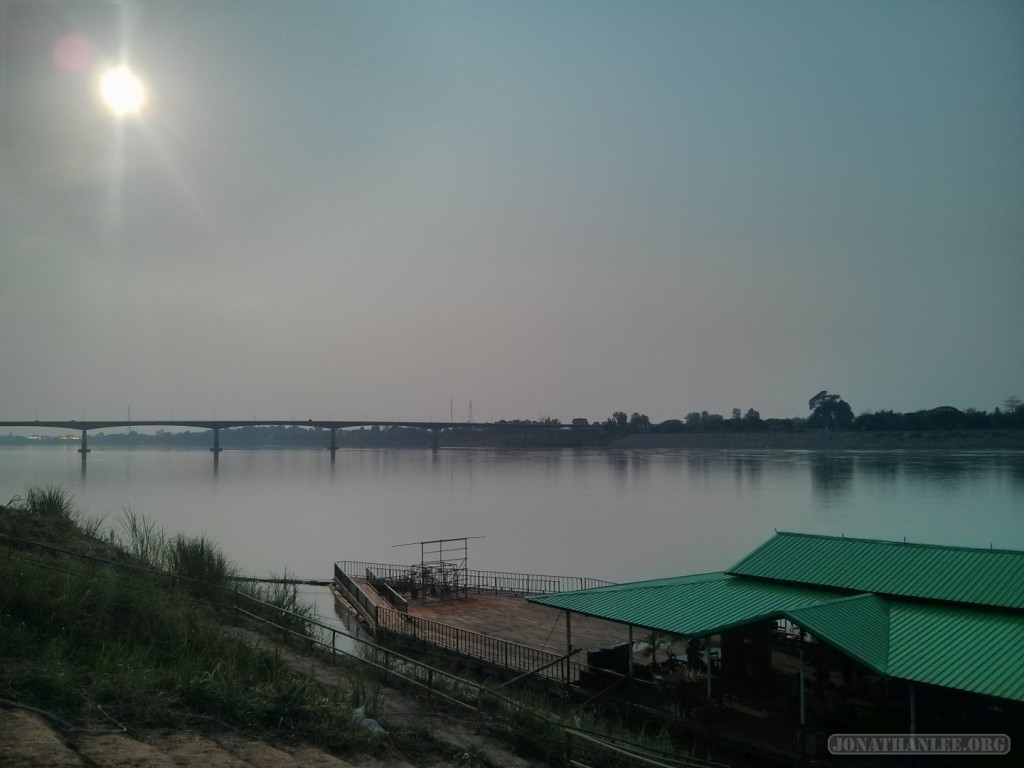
[0,627,546,768]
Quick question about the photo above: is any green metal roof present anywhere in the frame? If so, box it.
[885,601,1024,702]
[528,533,1024,702]
[728,532,1024,610]
[527,572,849,638]
[785,597,1024,702]
[783,593,891,673]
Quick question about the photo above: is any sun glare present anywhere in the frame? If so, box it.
[100,66,145,116]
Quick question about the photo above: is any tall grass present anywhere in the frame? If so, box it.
[117,506,167,568]
[3,486,106,543]
[23,485,77,522]
[0,500,371,750]
[166,533,238,594]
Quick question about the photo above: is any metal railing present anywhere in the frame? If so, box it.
[335,560,615,596]
[333,563,378,628]
[366,568,409,613]
[376,605,586,682]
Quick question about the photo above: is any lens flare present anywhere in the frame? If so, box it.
[100,66,145,115]
[53,34,93,72]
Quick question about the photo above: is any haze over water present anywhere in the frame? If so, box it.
[2,446,1021,584]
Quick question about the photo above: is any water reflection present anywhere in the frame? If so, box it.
[2,446,1021,583]
[607,451,629,487]
[810,454,854,503]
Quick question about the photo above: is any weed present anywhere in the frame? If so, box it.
[116,506,167,569]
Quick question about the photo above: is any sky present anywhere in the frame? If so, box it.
[1,0,1022,426]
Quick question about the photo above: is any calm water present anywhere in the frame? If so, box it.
[3,446,1022,585]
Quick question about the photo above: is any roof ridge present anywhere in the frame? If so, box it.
[773,530,1024,556]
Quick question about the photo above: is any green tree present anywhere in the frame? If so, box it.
[808,391,854,431]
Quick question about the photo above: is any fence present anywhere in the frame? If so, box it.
[376,605,586,683]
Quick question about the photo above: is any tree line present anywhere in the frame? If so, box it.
[590,393,1024,435]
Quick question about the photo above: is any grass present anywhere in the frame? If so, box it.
[0,488,372,752]
[1,487,716,766]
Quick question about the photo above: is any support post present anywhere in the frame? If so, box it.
[565,609,572,685]
[799,633,806,727]
[910,682,916,735]
[628,625,634,679]
[77,429,90,454]
[431,428,439,452]
[705,637,712,700]
[210,427,222,453]
[328,427,338,461]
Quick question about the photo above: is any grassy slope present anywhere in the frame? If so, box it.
[0,490,371,753]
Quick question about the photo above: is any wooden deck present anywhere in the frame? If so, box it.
[353,577,631,655]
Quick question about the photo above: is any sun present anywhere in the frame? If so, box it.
[100,66,145,116]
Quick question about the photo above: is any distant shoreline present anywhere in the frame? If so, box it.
[2,429,1022,452]
[608,430,1024,451]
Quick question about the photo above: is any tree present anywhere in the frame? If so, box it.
[807,391,854,431]
[629,412,651,432]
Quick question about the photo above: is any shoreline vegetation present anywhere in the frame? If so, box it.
[4,394,1022,451]
[0,488,374,753]
[0,486,718,768]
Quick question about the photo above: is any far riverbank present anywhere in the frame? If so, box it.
[609,430,1024,451]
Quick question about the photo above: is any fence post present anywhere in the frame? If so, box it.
[332,629,337,664]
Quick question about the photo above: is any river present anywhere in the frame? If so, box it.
[3,445,1022,582]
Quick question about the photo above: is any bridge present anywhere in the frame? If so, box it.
[0,419,584,461]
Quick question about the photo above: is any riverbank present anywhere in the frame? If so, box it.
[610,429,1024,451]
[0,492,544,768]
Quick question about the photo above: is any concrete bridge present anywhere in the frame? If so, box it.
[0,419,583,460]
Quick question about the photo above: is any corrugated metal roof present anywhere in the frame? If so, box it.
[527,572,848,637]
[727,532,1024,610]
[783,593,891,673]
[528,533,1024,702]
[885,602,1024,702]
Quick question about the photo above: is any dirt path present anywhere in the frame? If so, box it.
[0,627,546,768]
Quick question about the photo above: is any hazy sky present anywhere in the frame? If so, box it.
[2,1,1022,424]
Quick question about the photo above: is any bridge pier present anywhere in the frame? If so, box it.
[210,427,223,454]
[328,427,338,462]
[77,429,90,454]
[431,428,439,453]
